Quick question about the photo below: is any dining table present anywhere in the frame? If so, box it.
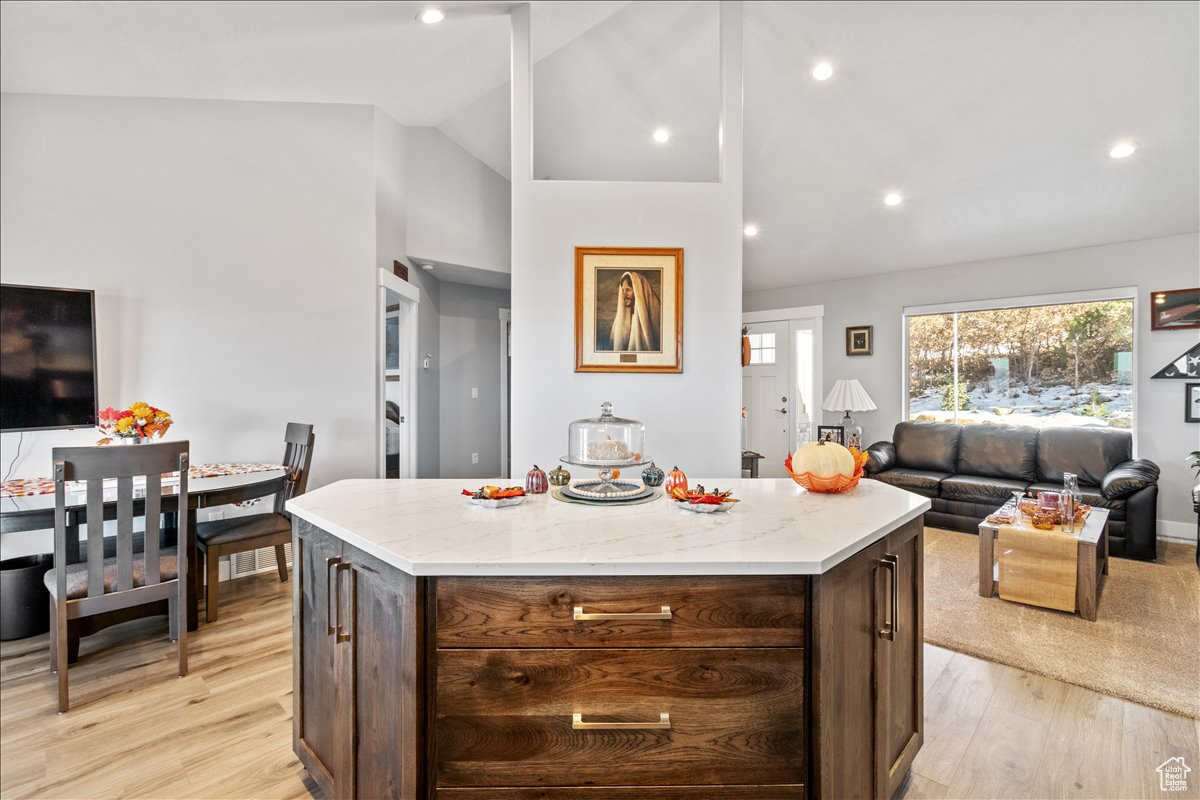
[1,464,290,638]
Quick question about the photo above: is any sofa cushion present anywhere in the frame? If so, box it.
[1036,427,1131,485]
[955,424,1039,482]
[870,468,950,498]
[893,422,962,473]
[940,475,1031,505]
[1026,481,1126,522]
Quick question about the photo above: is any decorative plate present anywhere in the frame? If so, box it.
[468,495,527,509]
[673,500,736,514]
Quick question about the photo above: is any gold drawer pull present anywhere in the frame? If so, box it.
[572,605,672,621]
[572,713,671,730]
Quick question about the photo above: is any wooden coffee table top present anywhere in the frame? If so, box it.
[978,505,1109,544]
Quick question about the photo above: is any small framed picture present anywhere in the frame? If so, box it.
[1150,288,1200,331]
[1186,383,1200,423]
[817,425,845,445]
[846,325,873,356]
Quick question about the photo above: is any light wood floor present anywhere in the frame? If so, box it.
[2,572,1197,800]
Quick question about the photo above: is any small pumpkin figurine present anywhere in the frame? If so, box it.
[548,465,571,486]
[665,465,688,495]
[610,467,621,480]
[642,462,666,487]
[525,465,549,494]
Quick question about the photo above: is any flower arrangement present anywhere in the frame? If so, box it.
[97,402,173,444]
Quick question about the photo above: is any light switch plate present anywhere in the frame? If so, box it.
[471,453,479,464]
[471,387,479,399]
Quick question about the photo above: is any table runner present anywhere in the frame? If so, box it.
[997,520,1078,612]
[1,463,286,498]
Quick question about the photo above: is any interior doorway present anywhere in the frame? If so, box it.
[741,306,824,477]
[378,268,419,479]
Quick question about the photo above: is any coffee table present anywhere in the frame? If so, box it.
[978,506,1110,621]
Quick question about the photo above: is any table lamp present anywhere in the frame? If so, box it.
[822,379,877,448]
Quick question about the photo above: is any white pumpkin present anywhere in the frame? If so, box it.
[791,439,855,479]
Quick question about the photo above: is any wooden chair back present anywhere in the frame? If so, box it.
[275,423,315,516]
[52,441,190,604]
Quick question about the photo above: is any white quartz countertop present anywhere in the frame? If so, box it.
[286,478,930,577]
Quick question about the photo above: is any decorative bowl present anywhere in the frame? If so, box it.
[784,452,866,494]
[673,499,735,513]
[468,495,527,509]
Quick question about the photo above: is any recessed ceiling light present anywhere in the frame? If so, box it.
[1108,141,1137,159]
[811,61,834,81]
[743,224,758,237]
[417,8,444,24]
[652,128,671,144]
[422,264,435,271]
[883,192,904,207]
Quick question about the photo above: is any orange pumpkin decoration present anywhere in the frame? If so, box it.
[785,441,867,494]
[665,466,688,495]
[610,468,621,480]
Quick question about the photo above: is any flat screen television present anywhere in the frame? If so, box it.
[1,284,99,432]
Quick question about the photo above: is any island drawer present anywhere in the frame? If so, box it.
[435,647,805,789]
[435,575,806,648]
[436,787,805,798]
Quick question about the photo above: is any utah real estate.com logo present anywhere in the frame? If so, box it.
[1158,757,1191,792]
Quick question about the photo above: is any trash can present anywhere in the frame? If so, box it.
[0,554,53,641]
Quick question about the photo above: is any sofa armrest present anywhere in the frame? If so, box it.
[1101,459,1160,500]
[865,441,896,474]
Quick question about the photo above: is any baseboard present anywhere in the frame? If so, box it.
[1158,519,1197,543]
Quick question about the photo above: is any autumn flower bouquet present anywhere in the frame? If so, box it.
[97,402,173,444]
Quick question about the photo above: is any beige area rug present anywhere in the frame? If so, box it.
[924,527,1200,719]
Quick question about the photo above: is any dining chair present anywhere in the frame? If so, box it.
[196,423,315,622]
[46,440,190,712]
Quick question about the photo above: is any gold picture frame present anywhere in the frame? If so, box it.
[575,246,683,373]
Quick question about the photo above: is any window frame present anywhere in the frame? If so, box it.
[902,286,1138,436]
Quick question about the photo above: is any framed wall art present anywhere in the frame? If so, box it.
[846,325,873,356]
[1150,288,1200,331]
[1186,383,1200,423]
[575,246,683,373]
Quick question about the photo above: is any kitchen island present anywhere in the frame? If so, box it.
[287,478,930,800]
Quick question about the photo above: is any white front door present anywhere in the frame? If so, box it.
[742,321,791,478]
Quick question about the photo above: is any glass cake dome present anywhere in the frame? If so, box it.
[563,402,648,467]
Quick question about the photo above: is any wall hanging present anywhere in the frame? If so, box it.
[575,246,683,373]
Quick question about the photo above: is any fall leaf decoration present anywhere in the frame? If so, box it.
[97,402,173,445]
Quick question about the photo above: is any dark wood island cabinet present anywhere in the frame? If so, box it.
[288,479,928,800]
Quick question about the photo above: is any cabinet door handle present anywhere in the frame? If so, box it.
[335,562,353,644]
[326,556,343,636]
[572,713,670,730]
[573,605,672,621]
[879,554,898,641]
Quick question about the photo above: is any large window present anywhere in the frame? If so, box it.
[906,298,1134,429]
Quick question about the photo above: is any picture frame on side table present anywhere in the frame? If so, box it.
[846,325,873,356]
[575,246,683,373]
[817,425,845,445]
[1150,288,1200,330]
[1186,383,1200,423]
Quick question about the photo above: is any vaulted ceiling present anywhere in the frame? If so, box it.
[3,1,1197,293]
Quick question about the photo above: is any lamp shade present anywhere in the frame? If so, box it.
[822,379,877,412]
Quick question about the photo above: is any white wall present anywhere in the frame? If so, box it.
[372,109,443,478]
[406,127,511,276]
[438,282,509,478]
[509,3,744,478]
[1,94,380,556]
[744,233,1200,531]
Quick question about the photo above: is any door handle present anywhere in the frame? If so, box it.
[879,554,899,641]
[572,713,671,730]
[573,605,672,621]
[326,556,342,636]
[335,562,353,644]
[775,408,788,414]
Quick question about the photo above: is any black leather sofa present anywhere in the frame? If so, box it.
[864,422,1160,560]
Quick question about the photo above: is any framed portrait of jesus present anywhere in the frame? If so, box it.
[574,246,683,373]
